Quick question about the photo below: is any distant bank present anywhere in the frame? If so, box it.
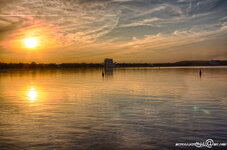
[0,60,227,69]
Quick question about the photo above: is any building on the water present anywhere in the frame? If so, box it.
[104,58,114,68]
[209,60,219,66]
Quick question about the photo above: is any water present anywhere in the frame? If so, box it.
[0,67,227,150]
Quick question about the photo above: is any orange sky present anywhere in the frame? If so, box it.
[0,0,226,63]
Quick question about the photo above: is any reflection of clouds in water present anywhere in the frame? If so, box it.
[0,68,226,149]
[114,69,188,100]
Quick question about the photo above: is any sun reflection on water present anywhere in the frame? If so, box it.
[27,87,38,101]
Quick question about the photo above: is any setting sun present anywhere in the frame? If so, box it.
[24,38,37,48]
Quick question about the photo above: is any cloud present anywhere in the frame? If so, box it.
[98,22,227,60]
[0,0,226,62]
[0,0,120,48]
[119,17,160,27]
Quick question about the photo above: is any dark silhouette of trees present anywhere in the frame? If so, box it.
[0,62,103,69]
[0,60,227,70]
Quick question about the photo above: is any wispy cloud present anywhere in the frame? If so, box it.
[0,0,226,62]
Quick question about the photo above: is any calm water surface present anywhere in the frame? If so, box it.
[0,67,227,150]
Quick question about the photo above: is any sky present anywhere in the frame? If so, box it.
[0,0,227,63]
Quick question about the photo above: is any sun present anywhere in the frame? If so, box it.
[24,38,37,48]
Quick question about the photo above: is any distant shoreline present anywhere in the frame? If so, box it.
[0,60,227,69]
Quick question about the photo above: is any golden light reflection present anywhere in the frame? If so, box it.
[22,83,46,105]
[27,87,38,101]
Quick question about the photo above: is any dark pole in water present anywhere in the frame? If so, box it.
[199,69,202,76]
[102,72,104,77]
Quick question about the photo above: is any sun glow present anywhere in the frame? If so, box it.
[27,87,37,101]
[24,38,37,48]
